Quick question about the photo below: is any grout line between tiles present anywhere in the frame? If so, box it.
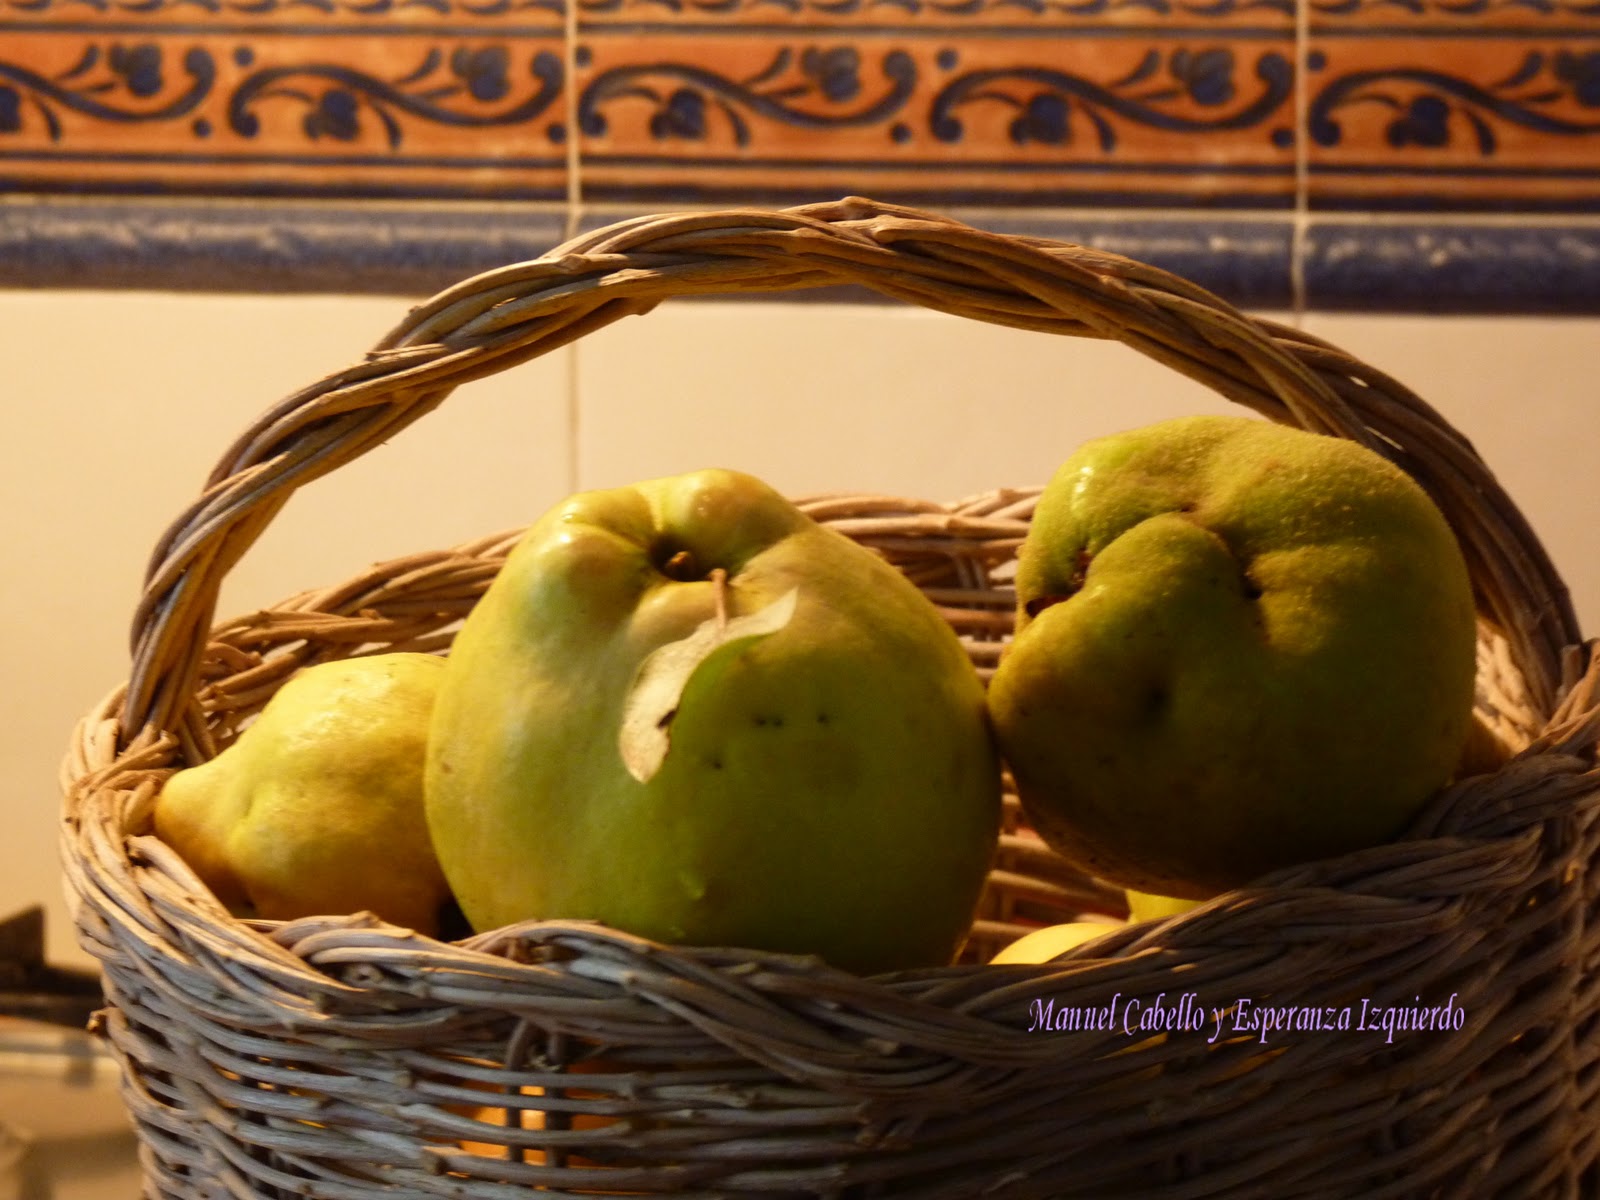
[565,343,582,493]
[563,0,583,492]
[563,0,584,245]
[1289,0,1310,327]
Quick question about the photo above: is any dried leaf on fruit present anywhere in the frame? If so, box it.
[618,588,798,783]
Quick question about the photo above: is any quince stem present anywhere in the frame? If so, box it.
[711,568,729,633]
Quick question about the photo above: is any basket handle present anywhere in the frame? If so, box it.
[121,196,1583,756]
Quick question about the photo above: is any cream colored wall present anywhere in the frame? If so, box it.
[4,290,1596,969]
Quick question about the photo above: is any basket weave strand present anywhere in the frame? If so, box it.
[62,197,1600,1199]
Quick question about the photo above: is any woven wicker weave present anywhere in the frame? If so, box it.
[62,197,1600,1199]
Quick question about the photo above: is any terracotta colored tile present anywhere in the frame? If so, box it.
[1,0,565,29]
[575,32,1298,206]
[1309,0,1597,34]
[0,30,569,198]
[579,0,1292,31]
[1306,38,1600,211]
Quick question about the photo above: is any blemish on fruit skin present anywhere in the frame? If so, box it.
[1025,549,1093,620]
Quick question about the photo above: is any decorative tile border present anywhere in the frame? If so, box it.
[1308,0,1600,27]
[0,0,563,20]
[1307,10,1600,211]
[573,35,1297,207]
[2,0,1599,306]
[0,31,569,198]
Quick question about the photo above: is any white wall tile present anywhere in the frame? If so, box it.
[573,300,1247,502]
[1301,313,1600,642]
[1,290,570,968]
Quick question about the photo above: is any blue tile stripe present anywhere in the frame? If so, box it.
[4,196,1597,314]
[0,197,572,292]
[1302,220,1600,313]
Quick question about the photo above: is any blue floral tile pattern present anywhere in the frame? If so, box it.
[572,34,1297,207]
[0,8,569,199]
[569,0,1296,206]
[0,0,1304,205]
[1307,1,1600,209]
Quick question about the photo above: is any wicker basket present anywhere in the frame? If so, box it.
[62,197,1600,1199]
